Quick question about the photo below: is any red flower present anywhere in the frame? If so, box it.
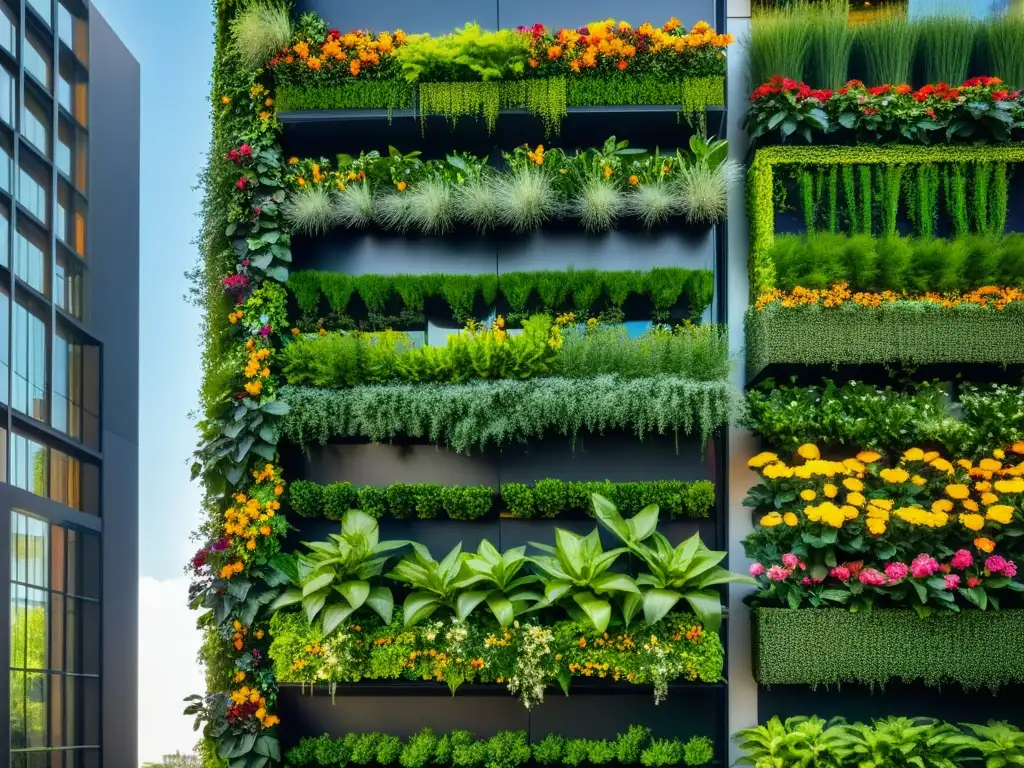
[862,107,879,116]
[844,79,864,89]
[237,177,248,190]
[963,76,983,88]
[967,577,983,588]
[796,83,812,99]
[226,149,240,162]
[809,88,833,101]
[926,108,936,119]
[894,84,911,95]
[867,84,891,96]
[992,89,1010,101]
[328,28,341,40]
[838,87,848,95]
[239,144,253,157]
[616,59,628,70]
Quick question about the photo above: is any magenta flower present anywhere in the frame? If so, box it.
[259,325,272,337]
[950,549,973,570]
[830,565,851,581]
[802,577,811,586]
[767,565,788,582]
[884,562,909,582]
[911,554,940,579]
[986,555,1009,574]
[212,538,229,551]
[749,562,765,577]
[1003,561,1018,578]
[858,568,886,586]
[944,574,961,590]
[782,553,799,569]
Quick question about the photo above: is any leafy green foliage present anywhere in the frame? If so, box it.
[681,736,714,766]
[743,378,1024,457]
[278,376,733,454]
[751,608,1024,688]
[453,541,541,626]
[387,543,466,626]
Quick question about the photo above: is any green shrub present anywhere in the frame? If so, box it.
[357,486,389,519]
[499,483,533,518]
[614,726,652,765]
[533,735,565,765]
[288,480,323,518]
[400,729,438,768]
[640,739,683,768]
[682,736,714,766]
[442,485,492,521]
[485,731,532,768]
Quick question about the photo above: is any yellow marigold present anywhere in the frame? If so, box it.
[994,478,1024,494]
[975,537,996,553]
[866,505,890,521]
[980,492,999,506]
[762,462,793,480]
[911,475,927,486]
[979,458,1003,472]
[932,499,954,514]
[805,502,845,528]
[748,451,779,468]
[930,458,954,474]
[783,512,799,527]
[903,447,925,461]
[975,481,992,492]
[986,505,1014,525]
[958,459,974,470]
[846,492,866,507]
[798,444,821,460]
[1012,442,1024,455]
[945,484,970,500]
[870,498,894,511]
[841,505,859,520]
[760,512,783,527]
[959,513,985,531]
[842,478,864,492]
[962,499,980,512]
[866,518,887,535]
[823,483,838,498]
[923,451,940,462]
[800,489,817,501]
[857,450,881,463]
[880,468,910,484]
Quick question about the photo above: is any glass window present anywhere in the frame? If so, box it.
[24,92,50,158]
[56,250,84,318]
[0,1,16,55]
[28,0,52,26]
[57,119,72,177]
[16,219,50,295]
[0,129,12,194]
[53,326,99,447]
[11,432,49,495]
[0,64,15,127]
[25,31,52,90]
[18,158,49,224]
[0,287,8,405]
[0,199,8,267]
[58,51,86,126]
[13,299,48,420]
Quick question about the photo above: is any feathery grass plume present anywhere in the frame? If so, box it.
[747,1,813,87]
[574,180,626,233]
[857,10,918,85]
[917,13,977,85]
[627,182,679,229]
[282,186,337,235]
[676,160,741,225]
[374,191,416,232]
[453,178,500,232]
[493,168,560,232]
[809,0,854,89]
[982,15,1024,91]
[405,179,456,235]
[333,184,374,229]
[228,2,292,72]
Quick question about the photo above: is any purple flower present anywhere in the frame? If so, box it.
[950,549,973,570]
[830,566,851,581]
[944,574,961,590]
[884,562,909,582]
[749,562,765,577]
[782,553,799,569]
[858,568,886,586]
[213,538,229,551]
[260,325,271,337]
[767,565,788,582]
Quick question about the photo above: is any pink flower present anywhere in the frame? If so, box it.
[830,566,851,581]
[241,259,250,267]
[239,143,253,157]
[802,577,812,586]
[237,177,248,190]
[884,562,909,582]
[259,325,272,337]
[782,553,799,569]
[950,549,973,570]
[911,554,940,579]
[767,565,788,582]
[749,562,765,577]
[986,555,1009,574]
[944,574,961,590]
[253,206,262,216]
[858,568,886,586]
[1003,561,1017,578]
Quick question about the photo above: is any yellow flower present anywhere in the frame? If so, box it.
[930,458,954,474]
[233,671,246,683]
[760,512,783,527]
[903,447,925,461]
[962,499,979,512]
[798,444,821,460]
[979,458,1003,472]
[958,459,974,470]
[221,95,231,105]
[841,505,859,520]
[994,478,1024,494]
[945,484,970,500]
[923,451,940,462]
[263,715,280,728]
[911,475,926,486]
[763,462,793,480]
[980,492,999,506]
[866,518,887,535]
[974,536,996,553]
[870,498,894,511]
[800,489,817,501]
[843,458,866,474]
[603,165,614,179]
[823,483,838,498]
[748,451,779,468]
[783,512,799,527]
[932,499,953,514]
[846,492,865,507]
[856,450,881,463]
[993,448,1006,459]
[880,468,910,484]
[288,157,299,165]
[959,513,985,531]
[843,478,864,492]
[986,505,1014,525]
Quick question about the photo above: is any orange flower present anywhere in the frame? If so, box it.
[350,59,361,76]
[293,41,310,60]
[628,175,639,185]
[604,166,614,178]
[974,537,996,553]
[547,45,563,60]
[616,58,628,70]
[895,84,911,94]
[528,58,539,68]
[396,180,407,191]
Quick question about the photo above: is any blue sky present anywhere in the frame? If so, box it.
[88,0,212,761]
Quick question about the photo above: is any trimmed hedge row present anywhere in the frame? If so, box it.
[288,478,716,521]
[751,608,1024,689]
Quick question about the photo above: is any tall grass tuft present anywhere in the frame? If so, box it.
[676,160,741,225]
[982,15,1024,91]
[493,169,560,232]
[747,2,813,87]
[627,182,678,229]
[228,2,292,71]
[374,192,416,232]
[282,186,336,235]
[857,11,918,85]
[405,179,456,235]
[809,0,854,89]
[333,184,374,229]
[574,180,625,232]
[453,178,500,232]
[917,14,977,85]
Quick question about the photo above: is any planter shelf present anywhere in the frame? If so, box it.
[279,680,726,697]
[751,607,1024,689]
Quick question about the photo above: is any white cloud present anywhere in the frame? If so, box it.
[139,577,205,766]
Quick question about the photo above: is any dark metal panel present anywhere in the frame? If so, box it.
[296,232,498,276]
[293,0,498,34]
[496,0,718,31]
[305,444,500,487]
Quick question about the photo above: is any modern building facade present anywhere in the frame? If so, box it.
[0,1,139,766]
